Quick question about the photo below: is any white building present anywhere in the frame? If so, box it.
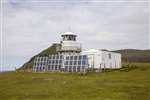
[33,32,121,72]
[82,49,121,69]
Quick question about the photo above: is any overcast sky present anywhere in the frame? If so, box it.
[1,0,149,71]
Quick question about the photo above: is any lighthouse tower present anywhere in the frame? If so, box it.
[57,32,82,55]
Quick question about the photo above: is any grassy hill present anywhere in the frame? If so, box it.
[1,63,150,100]
[19,43,60,71]
[113,49,150,63]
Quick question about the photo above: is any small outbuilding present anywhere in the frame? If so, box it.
[82,49,121,70]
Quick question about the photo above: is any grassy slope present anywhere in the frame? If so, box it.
[19,43,59,71]
[0,63,150,100]
[113,49,150,63]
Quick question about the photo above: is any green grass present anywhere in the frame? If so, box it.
[0,63,150,100]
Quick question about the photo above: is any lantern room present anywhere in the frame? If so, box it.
[61,32,77,41]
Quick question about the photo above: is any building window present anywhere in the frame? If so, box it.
[68,36,72,40]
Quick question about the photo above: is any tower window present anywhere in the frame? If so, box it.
[62,35,76,41]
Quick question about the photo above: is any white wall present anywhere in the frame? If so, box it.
[82,49,101,69]
[101,51,121,69]
[61,41,81,51]
[82,49,121,69]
